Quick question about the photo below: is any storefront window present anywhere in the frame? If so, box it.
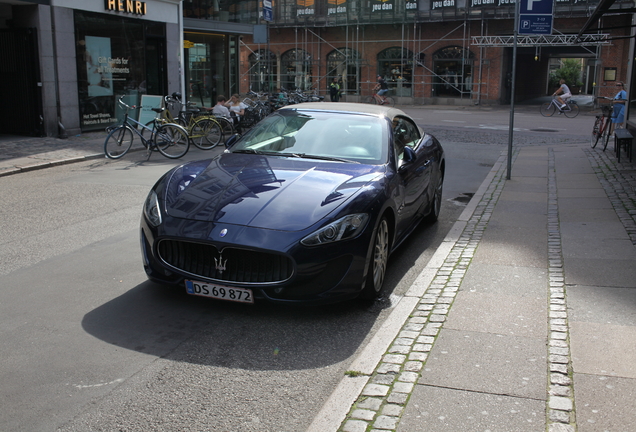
[75,11,165,131]
[249,49,277,93]
[281,49,313,91]
[327,48,360,95]
[377,47,413,97]
[185,32,228,107]
[432,46,474,98]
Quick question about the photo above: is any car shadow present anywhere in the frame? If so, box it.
[81,279,386,371]
[81,202,455,372]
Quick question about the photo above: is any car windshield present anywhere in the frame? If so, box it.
[230,109,388,164]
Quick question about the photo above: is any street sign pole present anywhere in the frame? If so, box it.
[507,0,554,179]
[507,0,519,180]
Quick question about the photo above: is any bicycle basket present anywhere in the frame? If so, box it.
[601,105,613,116]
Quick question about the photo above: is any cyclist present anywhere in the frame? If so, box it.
[552,79,572,111]
[373,75,389,105]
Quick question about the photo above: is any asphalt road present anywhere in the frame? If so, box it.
[0,105,590,431]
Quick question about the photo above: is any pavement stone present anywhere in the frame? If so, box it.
[333,141,636,432]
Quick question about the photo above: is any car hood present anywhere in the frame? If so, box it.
[163,153,384,231]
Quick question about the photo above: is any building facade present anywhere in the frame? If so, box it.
[0,0,260,137]
[240,0,634,106]
[1,0,633,138]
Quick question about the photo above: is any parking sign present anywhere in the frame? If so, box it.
[519,0,553,34]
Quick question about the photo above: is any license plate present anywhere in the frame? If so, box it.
[185,280,254,304]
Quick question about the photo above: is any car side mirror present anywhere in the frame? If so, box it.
[224,133,241,149]
[402,146,416,163]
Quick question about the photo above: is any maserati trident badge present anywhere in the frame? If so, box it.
[214,255,227,274]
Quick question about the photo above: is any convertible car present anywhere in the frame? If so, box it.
[140,102,445,305]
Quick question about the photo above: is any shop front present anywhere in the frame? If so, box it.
[10,0,182,136]
[75,11,170,131]
[72,1,181,132]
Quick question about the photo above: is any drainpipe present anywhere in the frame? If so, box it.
[50,5,67,138]
[179,1,185,104]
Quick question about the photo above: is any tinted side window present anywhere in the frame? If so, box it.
[393,116,421,160]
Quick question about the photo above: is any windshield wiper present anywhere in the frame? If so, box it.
[232,149,263,154]
[283,153,359,163]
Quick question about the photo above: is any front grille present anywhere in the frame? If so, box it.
[157,239,293,283]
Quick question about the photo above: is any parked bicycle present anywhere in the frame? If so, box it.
[540,97,580,118]
[150,93,223,150]
[363,92,395,107]
[104,96,190,159]
[591,96,614,150]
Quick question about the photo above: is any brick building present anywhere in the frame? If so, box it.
[240,0,634,105]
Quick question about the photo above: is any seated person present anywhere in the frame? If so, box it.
[212,95,231,118]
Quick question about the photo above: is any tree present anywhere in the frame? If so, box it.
[549,59,583,90]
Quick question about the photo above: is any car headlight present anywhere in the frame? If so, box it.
[301,213,369,246]
[143,190,162,227]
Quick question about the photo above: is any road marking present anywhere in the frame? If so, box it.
[72,378,124,389]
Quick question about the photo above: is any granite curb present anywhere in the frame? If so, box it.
[307,148,511,432]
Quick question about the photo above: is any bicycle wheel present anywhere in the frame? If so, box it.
[590,116,604,148]
[191,118,222,150]
[382,97,396,107]
[142,120,163,149]
[363,96,377,105]
[154,124,190,159]
[603,122,613,151]
[104,126,134,159]
[540,102,556,117]
[564,102,580,118]
[216,116,235,139]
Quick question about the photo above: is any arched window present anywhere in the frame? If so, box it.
[432,46,475,97]
[248,49,277,93]
[326,48,361,95]
[281,49,312,91]
[377,47,414,97]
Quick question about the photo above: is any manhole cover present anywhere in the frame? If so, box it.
[531,128,559,133]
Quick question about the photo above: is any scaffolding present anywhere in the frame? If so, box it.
[240,0,626,102]
[242,19,480,100]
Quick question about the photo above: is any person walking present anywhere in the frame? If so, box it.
[552,79,572,111]
[611,81,628,129]
[329,77,341,102]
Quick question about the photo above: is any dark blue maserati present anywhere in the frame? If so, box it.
[140,102,445,305]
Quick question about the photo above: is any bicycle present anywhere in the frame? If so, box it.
[104,96,190,160]
[540,98,580,118]
[363,92,395,107]
[147,93,223,150]
[591,97,614,150]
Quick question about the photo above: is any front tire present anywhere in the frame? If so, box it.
[591,116,604,148]
[191,118,222,150]
[104,126,133,159]
[603,122,612,151]
[361,217,389,299]
[154,124,190,159]
[540,102,555,117]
